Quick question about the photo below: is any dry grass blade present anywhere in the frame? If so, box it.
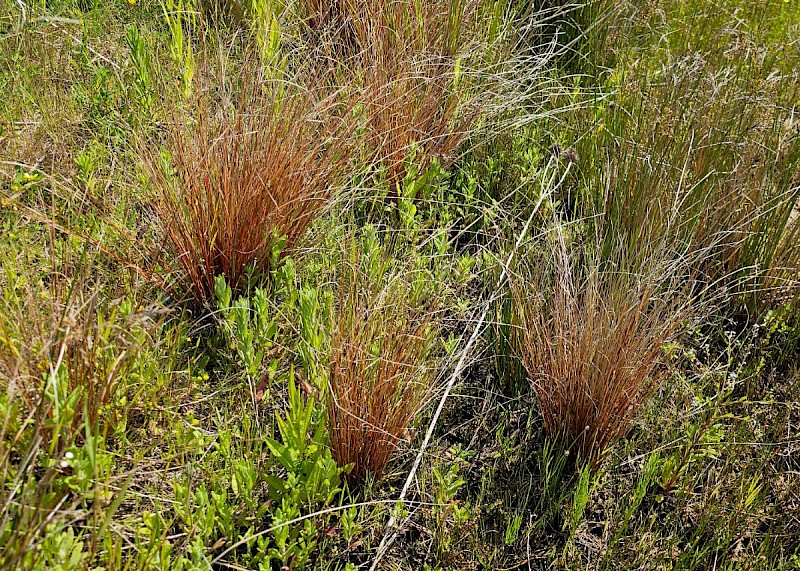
[141,53,355,306]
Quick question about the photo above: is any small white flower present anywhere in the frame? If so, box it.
[64,451,75,460]
[59,460,69,469]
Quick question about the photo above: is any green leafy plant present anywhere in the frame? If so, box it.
[536,437,570,528]
[161,0,196,98]
[250,0,285,68]
[265,368,341,505]
[431,446,473,559]
[298,285,333,386]
[125,24,156,113]
[263,369,342,567]
[601,450,662,561]
[215,275,279,379]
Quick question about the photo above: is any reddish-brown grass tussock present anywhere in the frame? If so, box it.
[361,44,470,188]
[349,0,485,188]
[328,257,438,485]
[512,233,694,466]
[300,0,489,191]
[141,62,354,306]
[295,0,535,192]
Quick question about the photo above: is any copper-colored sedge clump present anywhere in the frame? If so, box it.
[512,232,694,466]
[327,248,437,485]
[141,55,355,306]
[298,0,483,190]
